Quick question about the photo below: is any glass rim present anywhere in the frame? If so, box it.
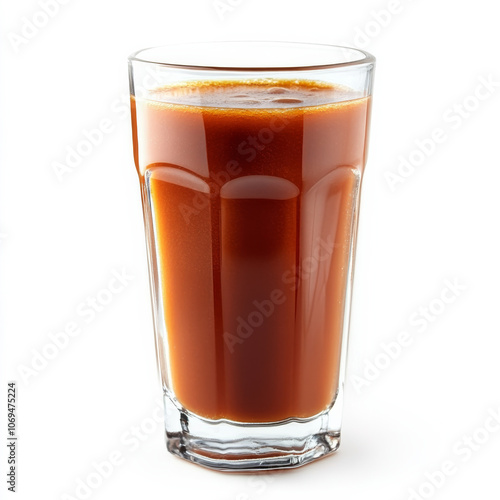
[128,41,375,72]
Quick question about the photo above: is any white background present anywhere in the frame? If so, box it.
[1,0,499,499]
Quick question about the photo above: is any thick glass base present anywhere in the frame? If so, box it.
[163,390,343,471]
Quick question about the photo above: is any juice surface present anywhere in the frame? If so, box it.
[132,80,371,422]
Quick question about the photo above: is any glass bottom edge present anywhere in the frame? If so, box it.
[163,391,343,471]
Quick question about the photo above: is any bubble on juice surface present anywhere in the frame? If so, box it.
[267,87,289,94]
[234,99,261,105]
[271,98,303,104]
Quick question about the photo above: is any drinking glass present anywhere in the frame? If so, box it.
[128,41,375,471]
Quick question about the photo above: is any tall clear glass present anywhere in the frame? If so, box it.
[128,42,375,471]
